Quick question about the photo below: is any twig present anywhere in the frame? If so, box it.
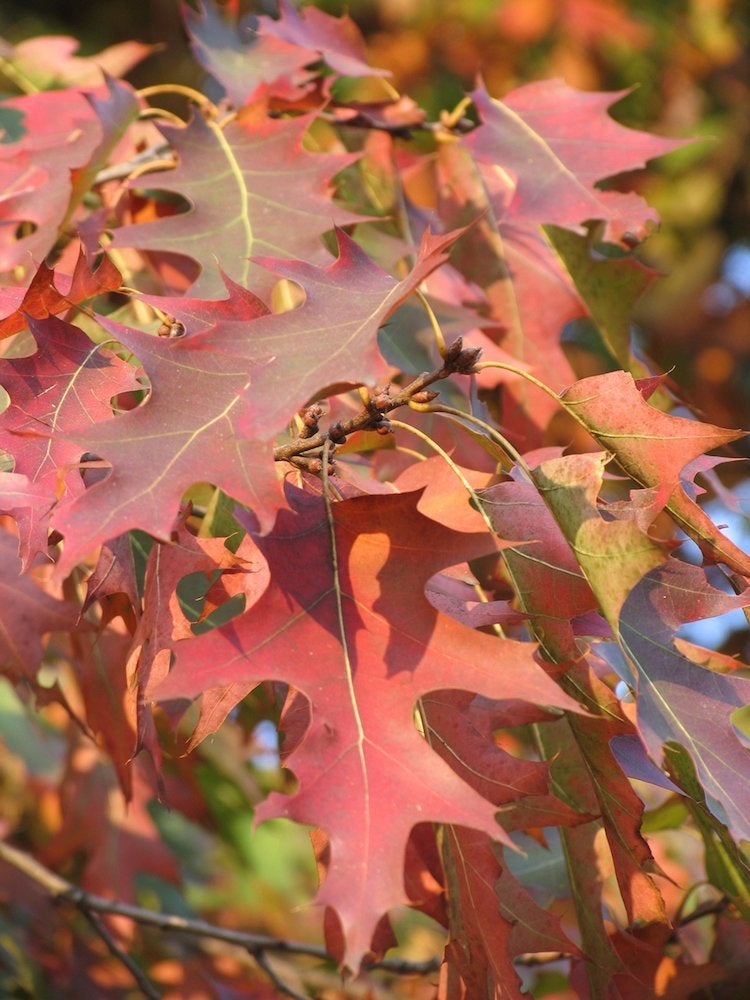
[79,906,161,999]
[0,839,441,985]
[273,338,481,466]
[671,894,731,935]
[253,949,311,1000]
[368,953,441,975]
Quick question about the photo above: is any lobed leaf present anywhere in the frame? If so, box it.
[156,487,585,968]
[110,111,363,298]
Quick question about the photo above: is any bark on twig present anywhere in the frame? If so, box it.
[0,839,441,998]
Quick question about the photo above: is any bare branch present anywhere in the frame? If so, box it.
[368,953,441,975]
[80,907,162,1000]
[0,838,441,988]
[254,950,311,1000]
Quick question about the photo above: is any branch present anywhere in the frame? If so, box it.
[254,950,311,1000]
[273,338,482,466]
[0,839,441,993]
[80,907,161,999]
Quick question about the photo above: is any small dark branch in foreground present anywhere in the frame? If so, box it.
[253,950,310,1000]
[670,894,731,936]
[80,907,161,999]
[274,339,481,466]
[0,839,441,997]
[368,953,441,975]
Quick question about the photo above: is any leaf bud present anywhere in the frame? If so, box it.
[328,421,347,443]
[157,316,185,338]
[302,403,324,428]
[451,345,483,373]
[374,418,393,436]
[410,389,439,404]
[442,337,464,363]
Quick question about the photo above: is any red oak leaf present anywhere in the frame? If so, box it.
[481,458,670,927]
[49,316,279,577]
[184,0,318,106]
[435,141,586,443]
[0,78,139,272]
[0,314,138,565]
[258,0,389,79]
[1,35,152,89]
[546,223,657,369]
[533,452,750,844]
[440,828,582,997]
[128,521,269,759]
[146,227,463,434]
[0,250,121,339]
[466,80,688,245]
[560,370,750,575]
[41,745,178,919]
[440,828,524,999]
[110,111,363,298]
[479,476,598,659]
[155,486,584,969]
[563,688,670,927]
[0,526,78,683]
[51,228,458,571]
[138,270,270,331]
[574,923,729,999]
[395,455,494,533]
[619,559,750,844]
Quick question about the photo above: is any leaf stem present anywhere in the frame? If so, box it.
[388,418,497,537]
[138,83,215,111]
[137,106,188,126]
[414,288,447,356]
[408,401,531,476]
[472,360,562,405]
[0,54,40,93]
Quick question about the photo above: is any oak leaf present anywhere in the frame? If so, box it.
[51,229,459,571]
[0,526,77,684]
[110,111,363,298]
[0,79,139,272]
[559,371,750,575]
[156,486,584,968]
[0,313,138,565]
[258,0,389,80]
[466,80,687,245]
[184,0,318,107]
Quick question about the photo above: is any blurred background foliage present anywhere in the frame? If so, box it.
[1,2,750,996]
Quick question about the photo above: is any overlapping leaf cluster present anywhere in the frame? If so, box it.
[1,2,749,996]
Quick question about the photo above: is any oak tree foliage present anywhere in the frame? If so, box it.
[0,2,749,997]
